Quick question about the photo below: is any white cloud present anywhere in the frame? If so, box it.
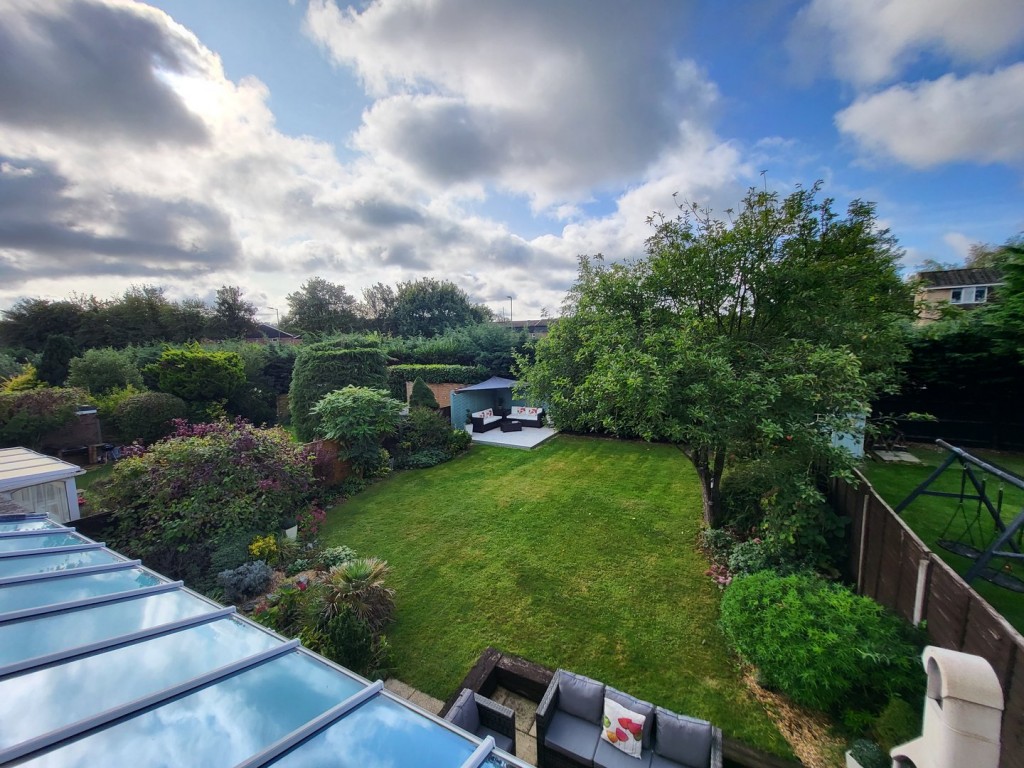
[943,232,973,260]
[789,0,1024,87]
[304,0,717,208]
[835,65,1024,168]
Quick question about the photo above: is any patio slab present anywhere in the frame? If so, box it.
[466,424,558,450]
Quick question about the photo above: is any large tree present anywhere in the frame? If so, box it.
[521,184,913,527]
[391,278,490,338]
[207,285,258,339]
[284,277,359,335]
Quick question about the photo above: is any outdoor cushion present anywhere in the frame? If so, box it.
[600,696,646,760]
[595,738,654,768]
[557,669,606,723]
[480,725,515,755]
[446,689,480,734]
[653,708,713,768]
[545,709,600,766]
[606,688,655,749]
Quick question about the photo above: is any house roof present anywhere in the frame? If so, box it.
[916,268,1003,289]
[0,448,84,493]
[0,513,525,767]
[454,376,518,393]
[251,323,300,339]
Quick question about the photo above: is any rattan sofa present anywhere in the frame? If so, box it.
[444,687,517,755]
[536,669,722,768]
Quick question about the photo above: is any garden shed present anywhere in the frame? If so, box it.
[0,447,84,523]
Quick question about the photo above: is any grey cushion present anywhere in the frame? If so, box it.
[594,738,653,768]
[606,687,655,750]
[545,709,601,766]
[480,725,515,755]
[653,708,713,768]
[557,669,606,723]
[650,754,684,768]
[446,688,480,734]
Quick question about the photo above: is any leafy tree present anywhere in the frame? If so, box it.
[0,352,21,380]
[0,388,87,448]
[391,278,489,338]
[359,282,397,334]
[408,377,439,408]
[0,299,83,353]
[164,297,210,343]
[67,348,144,394]
[284,277,359,335]
[207,285,258,339]
[310,386,403,475]
[985,238,1024,361]
[36,334,79,386]
[521,184,912,527]
[148,344,246,403]
[111,391,187,443]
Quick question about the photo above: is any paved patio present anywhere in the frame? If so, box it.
[465,424,558,450]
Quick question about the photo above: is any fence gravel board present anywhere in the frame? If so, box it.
[831,471,1024,768]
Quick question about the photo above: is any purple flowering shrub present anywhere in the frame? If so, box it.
[102,418,315,583]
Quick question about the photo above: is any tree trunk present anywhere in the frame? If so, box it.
[690,445,726,528]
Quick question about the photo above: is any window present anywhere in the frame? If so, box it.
[974,286,988,303]
[10,481,70,522]
[950,289,963,304]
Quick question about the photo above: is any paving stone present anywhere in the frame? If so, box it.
[491,687,539,734]
[528,720,536,739]
[384,678,416,699]
[407,689,444,714]
[516,733,538,766]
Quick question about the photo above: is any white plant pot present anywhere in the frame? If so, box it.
[846,751,865,768]
[283,525,298,541]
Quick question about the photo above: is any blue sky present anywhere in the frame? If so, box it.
[1,0,1022,320]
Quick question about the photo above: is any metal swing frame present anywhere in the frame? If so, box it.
[895,439,1024,588]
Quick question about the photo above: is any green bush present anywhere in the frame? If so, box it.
[310,386,403,475]
[2,362,44,392]
[67,348,144,394]
[393,407,460,469]
[37,334,78,386]
[719,462,774,532]
[408,377,439,408]
[873,697,921,752]
[321,605,386,677]
[112,391,187,443]
[217,560,273,603]
[448,428,471,455]
[396,449,451,469]
[719,571,924,713]
[0,352,21,380]
[699,527,737,566]
[101,419,314,583]
[0,387,87,448]
[290,342,388,441]
[147,344,246,403]
[318,545,358,569]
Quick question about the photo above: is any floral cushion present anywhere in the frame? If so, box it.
[600,697,645,759]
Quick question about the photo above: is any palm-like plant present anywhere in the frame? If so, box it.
[318,557,395,632]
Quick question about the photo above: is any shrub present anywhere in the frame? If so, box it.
[719,571,924,713]
[396,449,451,469]
[2,363,44,392]
[408,376,439,408]
[289,341,388,441]
[393,406,455,469]
[37,334,78,386]
[95,384,145,422]
[316,557,395,632]
[847,739,889,768]
[147,344,245,403]
[873,697,921,752]
[321,605,377,676]
[699,527,736,567]
[209,530,260,574]
[448,428,471,455]
[101,419,314,583]
[0,387,86,448]
[249,534,279,565]
[0,352,21,380]
[311,387,404,476]
[726,536,808,578]
[318,545,357,570]
[719,462,774,532]
[218,560,274,603]
[111,391,187,443]
[67,348,144,394]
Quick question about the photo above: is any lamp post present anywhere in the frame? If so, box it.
[508,296,513,329]
[266,307,280,340]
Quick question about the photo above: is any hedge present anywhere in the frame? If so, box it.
[385,364,483,401]
[290,344,388,441]
[0,387,87,449]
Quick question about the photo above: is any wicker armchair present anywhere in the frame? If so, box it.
[444,688,517,756]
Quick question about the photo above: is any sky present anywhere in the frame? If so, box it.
[1,0,1022,323]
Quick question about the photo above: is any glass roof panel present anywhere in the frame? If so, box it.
[0,533,85,552]
[0,519,60,533]
[0,590,214,667]
[0,548,121,578]
[0,567,161,614]
[271,694,477,768]
[19,651,365,768]
[0,616,280,750]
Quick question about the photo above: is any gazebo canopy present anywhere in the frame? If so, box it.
[454,376,518,393]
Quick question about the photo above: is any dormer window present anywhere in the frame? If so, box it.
[974,286,988,303]
[950,289,963,304]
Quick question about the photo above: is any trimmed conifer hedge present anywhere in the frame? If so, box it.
[385,364,483,401]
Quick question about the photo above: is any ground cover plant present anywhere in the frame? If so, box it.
[861,444,1024,632]
[320,435,791,757]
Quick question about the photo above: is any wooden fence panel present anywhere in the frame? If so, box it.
[962,598,1018,693]
[925,563,970,651]
[1002,645,1024,768]
[875,511,904,609]
[894,533,926,623]
[862,500,887,601]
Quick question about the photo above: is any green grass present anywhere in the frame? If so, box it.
[322,435,791,757]
[75,463,113,493]
[861,445,1024,633]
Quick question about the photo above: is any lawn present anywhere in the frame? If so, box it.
[321,435,791,757]
[861,444,1024,633]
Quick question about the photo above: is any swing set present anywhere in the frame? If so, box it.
[895,439,1024,592]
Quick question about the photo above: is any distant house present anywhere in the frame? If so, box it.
[246,323,301,344]
[915,268,1003,323]
[498,318,556,339]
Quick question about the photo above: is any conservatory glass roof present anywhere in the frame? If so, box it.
[0,513,524,768]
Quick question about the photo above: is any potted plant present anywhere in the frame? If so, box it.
[279,515,299,541]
